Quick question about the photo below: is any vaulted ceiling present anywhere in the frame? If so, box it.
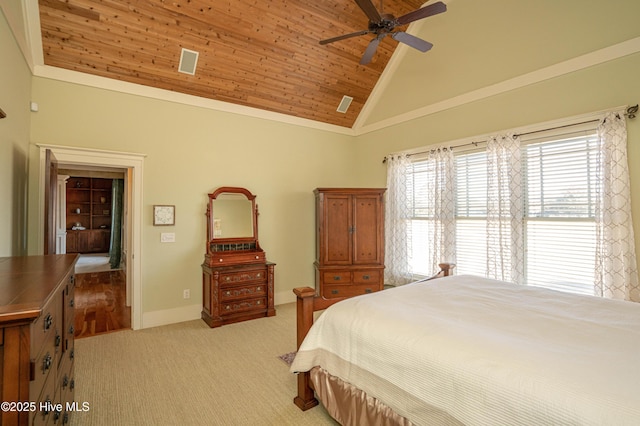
[36,0,428,129]
[6,0,640,133]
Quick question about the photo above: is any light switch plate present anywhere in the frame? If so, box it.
[160,232,175,243]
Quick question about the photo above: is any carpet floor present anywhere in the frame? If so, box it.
[70,302,336,425]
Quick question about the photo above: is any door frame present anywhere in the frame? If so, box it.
[38,144,145,330]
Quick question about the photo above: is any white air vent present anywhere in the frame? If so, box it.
[178,48,199,75]
[336,95,353,113]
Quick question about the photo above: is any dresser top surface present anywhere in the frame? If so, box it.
[0,254,78,323]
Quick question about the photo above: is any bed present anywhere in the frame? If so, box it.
[290,265,640,425]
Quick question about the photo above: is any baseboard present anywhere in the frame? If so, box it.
[142,290,315,328]
[275,287,315,306]
[142,303,201,329]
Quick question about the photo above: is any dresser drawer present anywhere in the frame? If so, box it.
[221,297,267,316]
[322,283,377,299]
[29,327,58,400]
[31,293,61,355]
[220,283,267,301]
[322,271,351,284]
[352,270,381,284]
[31,368,57,426]
[219,268,267,285]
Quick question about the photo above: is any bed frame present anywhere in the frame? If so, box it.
[292,263,455,411]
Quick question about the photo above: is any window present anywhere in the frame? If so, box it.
[409,130,600,295]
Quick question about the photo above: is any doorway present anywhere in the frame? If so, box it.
[62,171,130,337]
[38,144,144,330]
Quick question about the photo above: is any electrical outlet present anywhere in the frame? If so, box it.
[183,289,190,299]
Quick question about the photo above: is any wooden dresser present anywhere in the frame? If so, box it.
[202,187,276,327]
[314,188,386,299]
[0,254,78,426]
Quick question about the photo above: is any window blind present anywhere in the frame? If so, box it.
[523,134,598,294]
[407,129,600,296]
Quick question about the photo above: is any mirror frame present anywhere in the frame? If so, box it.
[206,186,259,246]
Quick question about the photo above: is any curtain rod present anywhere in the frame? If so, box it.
[383,104,638,163]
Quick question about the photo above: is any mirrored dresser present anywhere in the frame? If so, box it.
[201,187,276,327]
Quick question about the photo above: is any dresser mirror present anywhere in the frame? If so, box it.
[205,187,264,264]
[211,193,253,239]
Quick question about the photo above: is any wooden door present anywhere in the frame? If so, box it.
[352,194,384,265]
[321,194,352,265]
[44,149,58,254]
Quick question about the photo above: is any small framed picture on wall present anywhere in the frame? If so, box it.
[153,205,175,226]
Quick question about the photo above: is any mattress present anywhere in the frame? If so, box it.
[290,275,640,425]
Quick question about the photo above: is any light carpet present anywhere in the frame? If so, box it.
[70,302,336,426]
[75,253,117,274]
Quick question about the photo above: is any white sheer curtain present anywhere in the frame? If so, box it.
[595,112,640,301]
[424,148,457,275]
[384,154,412,285]
[486,134,524,284]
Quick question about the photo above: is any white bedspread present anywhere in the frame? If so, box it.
[290,275,640,425]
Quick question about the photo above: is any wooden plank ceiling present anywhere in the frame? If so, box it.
[38,0,428,128]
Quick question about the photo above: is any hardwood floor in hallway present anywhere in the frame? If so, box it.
[75,270,131,338]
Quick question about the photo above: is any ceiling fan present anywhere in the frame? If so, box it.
[320,0,447,65]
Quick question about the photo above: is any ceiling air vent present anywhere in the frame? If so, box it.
[336,95,353,114]
[178,48,199,75]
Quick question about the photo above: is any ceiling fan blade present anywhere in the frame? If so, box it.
[360,35,383,65]
[355,0,382,23]
[396,1,447,26]
[392,32,433,52]
[320,30,371,45]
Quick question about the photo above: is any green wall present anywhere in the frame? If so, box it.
[27,76,357,317]
[0,9,31,257]
[353,52,640,276]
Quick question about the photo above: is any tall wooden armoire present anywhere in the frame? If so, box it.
[314,188,386,299]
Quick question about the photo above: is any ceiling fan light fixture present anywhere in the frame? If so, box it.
[178,48,199,75]
[337,95,354,113]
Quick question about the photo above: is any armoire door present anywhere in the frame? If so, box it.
[352,194,384,265]
[321,194,352,265]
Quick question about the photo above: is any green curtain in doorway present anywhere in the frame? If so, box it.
[109,179,124,269]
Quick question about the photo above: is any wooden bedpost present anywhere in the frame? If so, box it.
[440,263,455,277]
[293,287,319,411]
[291,263,453,412]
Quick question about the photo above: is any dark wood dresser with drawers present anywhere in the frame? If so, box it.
[0,254,78,426]
[202,187,276,327]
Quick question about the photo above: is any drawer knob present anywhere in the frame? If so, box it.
[69,325,75,335]
[333,276,341,281]
[43,353,52,372]
[55,334,62,347]
[69,298,75,307]
[362,275,370,280]
[63,375,69,388]
[44,313,53,331]
[70,349,75,360]
[365,288,372,293]
[331,289,339,294]
[70,379,75,391]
